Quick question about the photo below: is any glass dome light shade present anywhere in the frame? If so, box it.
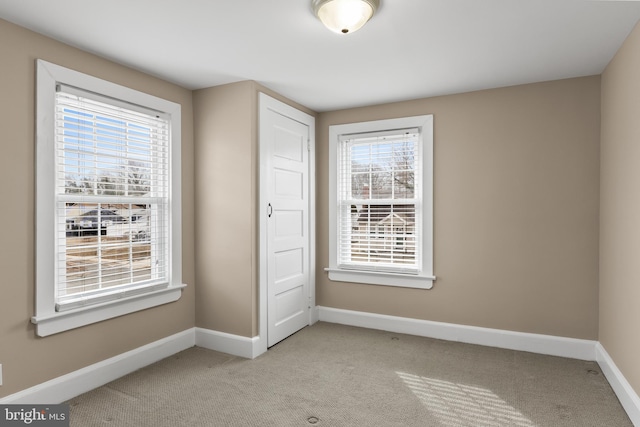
[313,0,380,34]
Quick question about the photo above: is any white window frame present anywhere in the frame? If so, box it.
[327,115,435,289]
[33,60,185,336]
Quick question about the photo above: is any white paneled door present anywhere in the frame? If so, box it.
[260,95,314,348]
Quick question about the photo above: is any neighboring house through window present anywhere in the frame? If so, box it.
[327,115,435,289]
[33,60,185,336]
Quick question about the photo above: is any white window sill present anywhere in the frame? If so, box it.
[325,268,434,289]
[31,284,186,337]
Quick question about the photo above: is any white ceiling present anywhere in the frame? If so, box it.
[1,0,640,112]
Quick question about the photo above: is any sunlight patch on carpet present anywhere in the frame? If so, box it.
[397,372,536,427]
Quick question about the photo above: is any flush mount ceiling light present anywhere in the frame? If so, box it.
[312,0,380,34]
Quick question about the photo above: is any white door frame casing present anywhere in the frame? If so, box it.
[257,93,317,356]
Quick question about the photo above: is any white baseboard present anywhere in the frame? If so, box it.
[195,328,264,359]
[318,306,597,361]
[0,328,195,404]
[596,343,640,426]
[311,305,320,325]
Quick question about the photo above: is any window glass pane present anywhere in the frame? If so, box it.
[54,89,170,306]
[58,202,157,302]
[57,93,166,198]
[339,130,420,272]
[349,204,416,265]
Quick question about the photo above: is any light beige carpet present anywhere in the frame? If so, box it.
[67,322,632,426]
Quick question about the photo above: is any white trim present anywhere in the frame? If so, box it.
[308,104,318,328]
[327,115,434,289]
[310,305,320,325]
[0,329,195,404]
[318,306,597,361]
[31,285,186,337]
[195,328,263,359]
[596,343,640,426]
[258,93,316,353]
[325,268,435,289]
[34,59,184,336]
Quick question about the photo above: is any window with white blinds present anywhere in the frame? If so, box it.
[328,115,434,289]
[34,60,184,336]
[338,129,421,273]
[54,86,170,310]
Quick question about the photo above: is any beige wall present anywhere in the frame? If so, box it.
[194,81,315,337]
[600,21,640,397]
[317,77,601,340]
[194,81,256,337]
[0,19,195,398]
